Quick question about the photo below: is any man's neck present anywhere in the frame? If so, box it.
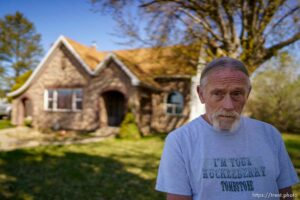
[201,114,211,125]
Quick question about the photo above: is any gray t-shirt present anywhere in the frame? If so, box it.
[156,116,299,200]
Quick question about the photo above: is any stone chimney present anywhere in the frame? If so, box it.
[91,40,97,50]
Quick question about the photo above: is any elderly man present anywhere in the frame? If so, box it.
[156,57,299,200]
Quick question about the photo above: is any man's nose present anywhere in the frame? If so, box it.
[222,95,234,110]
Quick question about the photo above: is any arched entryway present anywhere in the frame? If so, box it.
[99,91,126,127]
[22,98,33,118]
[17,97,33,125]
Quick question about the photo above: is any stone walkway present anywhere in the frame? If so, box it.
[0,127,118,151]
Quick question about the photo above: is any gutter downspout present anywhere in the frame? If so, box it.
[189,48,206,121]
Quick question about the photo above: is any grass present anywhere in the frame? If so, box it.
[0,120,13,130]
[283,133,300,171]
[0,133,299,200]
[282,133,300,200]
[0,136,166,200]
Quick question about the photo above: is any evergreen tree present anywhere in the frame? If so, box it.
[0,11,43,93]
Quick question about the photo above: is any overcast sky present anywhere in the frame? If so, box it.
[0,0,127,52]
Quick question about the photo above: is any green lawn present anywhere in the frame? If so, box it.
[282,133,300,200]
[0,136,166,200]
[283,134,300,171]
[0,133,299,200]
[0,120,13,129]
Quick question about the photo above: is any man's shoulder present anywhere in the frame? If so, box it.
[167,117,202,140]
[243,116,276,129]
[243,116,282,140]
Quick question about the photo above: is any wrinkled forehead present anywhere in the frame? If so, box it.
[206,68,250,88]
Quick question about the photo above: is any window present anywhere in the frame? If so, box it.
[45,89,83,111]
[166,91,184,115]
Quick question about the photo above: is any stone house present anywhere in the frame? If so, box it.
[8,36,205,135]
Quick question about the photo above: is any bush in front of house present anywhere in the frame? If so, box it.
[119,111,141,139]
[23,116,33,127]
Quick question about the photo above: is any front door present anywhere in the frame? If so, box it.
[102,91,126,126]
[23,98,32,117]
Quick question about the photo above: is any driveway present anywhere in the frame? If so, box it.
[0,127,44,150]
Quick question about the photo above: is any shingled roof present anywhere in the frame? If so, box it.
[65,37,108,70]
[65,37,196,86]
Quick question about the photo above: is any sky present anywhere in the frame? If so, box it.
[0,0,299,65]
[0,0,127,52]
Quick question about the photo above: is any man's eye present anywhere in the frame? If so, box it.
[213,92,223,97]
[231,91,245,99]
[232,91,241,96]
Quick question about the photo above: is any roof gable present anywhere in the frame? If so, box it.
[8,36,151,97]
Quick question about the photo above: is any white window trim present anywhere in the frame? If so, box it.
[44,90,48,110]
[44,88,83,112]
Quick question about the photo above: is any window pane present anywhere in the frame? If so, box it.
[76,101,82,110]
[57,89,72,109]
[48,90,54,98]
[167,93,176,103]
[167,92,183,104]
[176,106,183,114]
[167,106,173,114]
[74,89,83,98]
[48,100,53,109]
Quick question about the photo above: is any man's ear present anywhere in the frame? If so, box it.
[197,85,205,103]
[246,86,252,98]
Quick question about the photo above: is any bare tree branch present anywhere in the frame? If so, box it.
[91,0,300,73]
[265,5,300,37]
[264,32,300,60]
[177,7,223,42]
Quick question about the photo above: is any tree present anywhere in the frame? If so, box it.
[0,11,43,91]
[245,52,300,132]
[91,0,300,72]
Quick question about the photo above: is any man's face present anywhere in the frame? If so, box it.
[197,68,251,132]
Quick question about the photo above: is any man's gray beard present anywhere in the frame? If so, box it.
[211,110,241,133]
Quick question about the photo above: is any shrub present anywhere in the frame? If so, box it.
[245,52,300,133]
[119,111,141,139]
[23,116,33,127]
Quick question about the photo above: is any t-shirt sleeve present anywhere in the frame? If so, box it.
[155,132,192,196]
[276,132,299,189]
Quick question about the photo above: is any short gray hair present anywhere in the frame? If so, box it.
[200,57,250,88]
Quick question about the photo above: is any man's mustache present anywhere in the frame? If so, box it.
[213,110,240,118]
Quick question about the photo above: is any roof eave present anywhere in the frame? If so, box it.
[139,83,162,92]
[154,75,192,79]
